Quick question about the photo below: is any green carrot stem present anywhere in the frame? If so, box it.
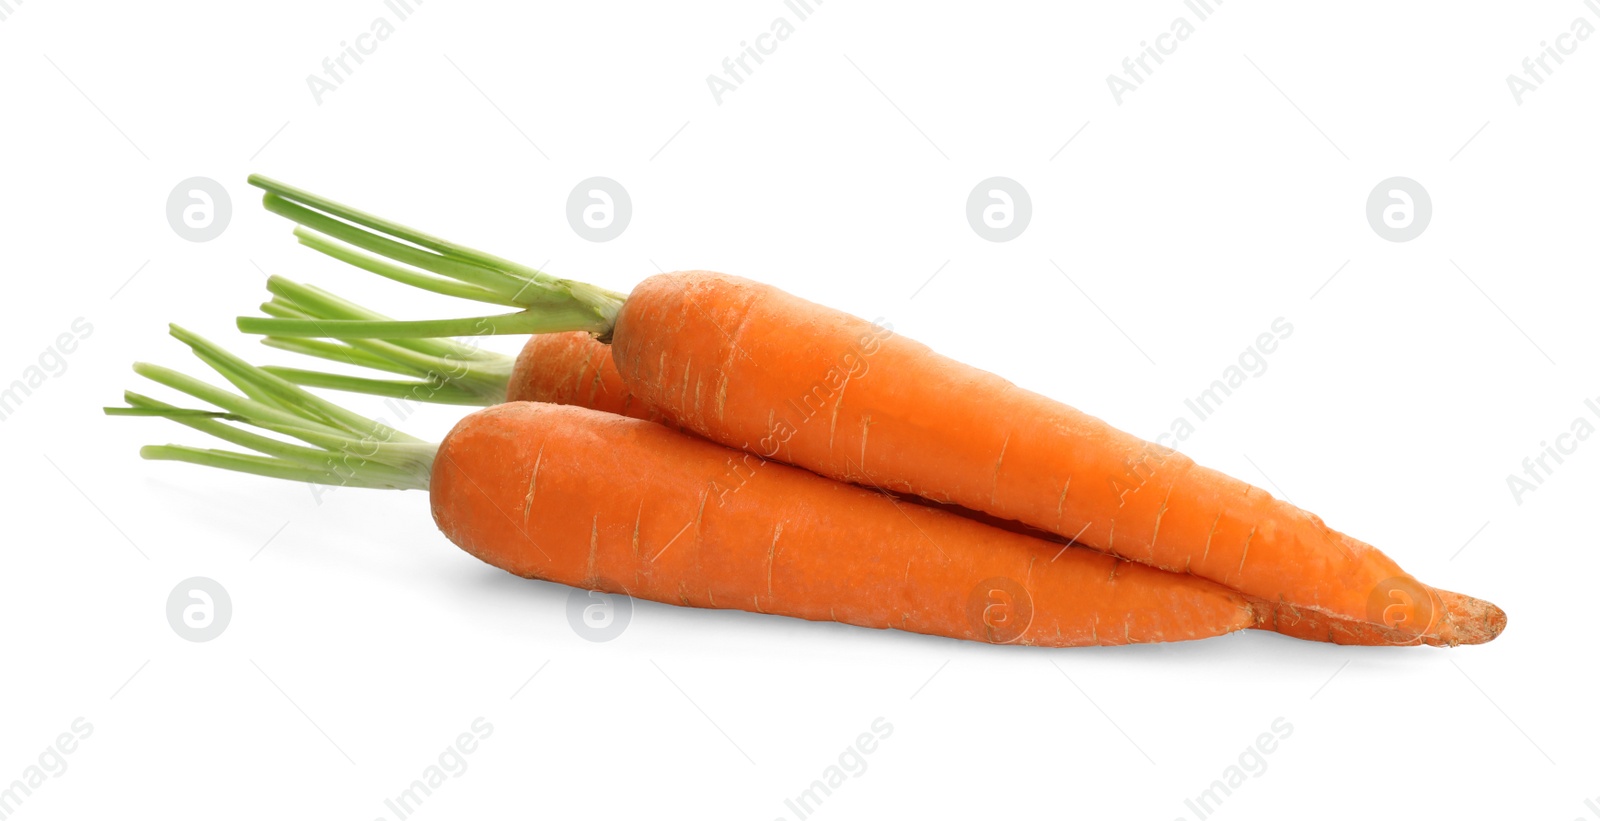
[127,366,418,473]
[168,325,421,444]
[263,331,506,389]
[262,367,486,406]
[293,228,519,308]
[258,304,442,378]
[252,175,627,310]
[264,277,494,362]
[189,348,300,416]
[247,175,628,330]
[135,362,324,436]
[245,419,437,476]
[237,305,610,340]
[112,332,437,491]
[105,407,238,420]
[260,337,414,377]
[245,280,517,405]
[249,174,519,269]
[261,300,459,369]
[261,194,550,304]
[139,445,429,490]
[254,292,513,403]
[119,391,344,467]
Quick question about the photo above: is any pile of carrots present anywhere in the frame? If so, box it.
[109,176,1507,649]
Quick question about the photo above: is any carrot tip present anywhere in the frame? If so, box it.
[1433,590,1506,646]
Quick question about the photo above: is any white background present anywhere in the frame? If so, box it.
[2,1,1596,818]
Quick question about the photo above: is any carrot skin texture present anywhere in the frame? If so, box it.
[609,272,1502,645]
[509,332,662,422]
[508,323,1499,647]
[429,403,1256,646]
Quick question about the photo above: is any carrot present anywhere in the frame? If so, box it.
[249,291,1464,648]
[615,273,1504,647]
[505,331,662,421]
[233,176,1506,646]
[109,328,1258,647]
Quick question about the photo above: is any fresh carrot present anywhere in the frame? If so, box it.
[506,330,663,421]
[109,328,1259,647]
[247,287,1468,647]
[233,176,1506,646]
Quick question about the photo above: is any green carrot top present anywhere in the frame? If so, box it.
[238,175,628,341]
[106,324,436,490]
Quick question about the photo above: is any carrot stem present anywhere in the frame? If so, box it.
[109,326,436,490]
[293,227,519,307]
[120,390,347,466]
[262,193,531,298]
[259,303,485,378]
[170,324,415,442]
[246,175,627,330]
[260,337,415,377]
[263,277,480,361]
[241,281,518,404]
[139,445,426,490]
[262,367,486,406]
[238,306,611,340]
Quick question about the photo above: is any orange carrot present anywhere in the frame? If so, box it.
[438,403,1255,646]
[508,331,663,422]
[110,331,1257,647]
[233,177,1506,646]
[611,272,1504,646]
[263,313,1478,647]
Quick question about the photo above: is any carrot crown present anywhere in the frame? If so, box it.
[105,325,437,491]
[237,175,628,341]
